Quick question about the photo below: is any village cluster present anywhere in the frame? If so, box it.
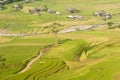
[0,0,118,21]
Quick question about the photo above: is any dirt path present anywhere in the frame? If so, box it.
[18,47,49,74]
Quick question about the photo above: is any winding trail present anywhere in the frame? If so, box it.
[18,47,49,74]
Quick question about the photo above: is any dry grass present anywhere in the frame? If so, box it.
[92,3,120,10]
[113,72,120,80]
[0,43,45,47]
[21,6,34,13]
[33,19,105,27]
[0,14,16,20]
[66,61,85,70]
[59,33,109,42]
[0,37,12,43]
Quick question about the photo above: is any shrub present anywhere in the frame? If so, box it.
[107,22,113,27]
[108,26,116,29]
[0,4,6,10]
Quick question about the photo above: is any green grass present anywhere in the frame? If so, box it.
[44,39,87,61]
[0,27,120,80]
[0,30,120,80]
[0,46,42,64]
[6,58,67,80]
[0,46,44,79]
[40,46,120,80]
[69,54,120,80]
[0,36,57,79]
[0,0,120,80]
[0,0,120,32]
[6,37,55,44]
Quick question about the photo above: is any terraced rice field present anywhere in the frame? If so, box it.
[7,58,67,80]
[0,29,120,80]
[0,37,56,79]
[0,0,120,79]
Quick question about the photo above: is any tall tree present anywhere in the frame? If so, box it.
[42,22,64,44]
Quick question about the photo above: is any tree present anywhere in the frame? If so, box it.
[107,22,116,29]
[0,55,6,69]
[43,5,48,11]
[73,40,87,62]
[42,22,64,44]
[74,45,84,62]
[107,22,113,27]
[0,4,6,10]
[73,41,98,62]
[83,42,96,57]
